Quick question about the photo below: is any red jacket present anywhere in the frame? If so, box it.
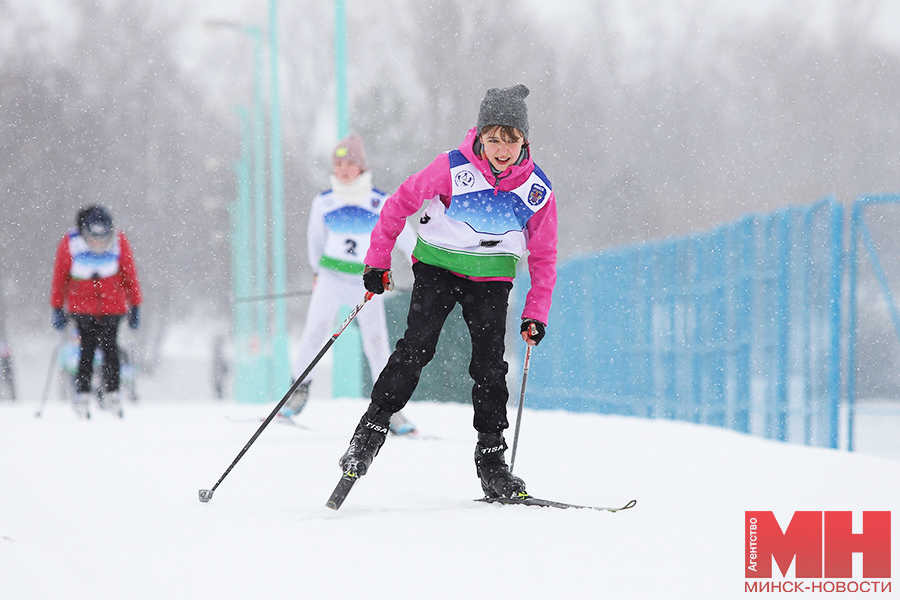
[50,229,142,316]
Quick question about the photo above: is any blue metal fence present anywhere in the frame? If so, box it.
[847,193,900,451]
[525,197,844,448]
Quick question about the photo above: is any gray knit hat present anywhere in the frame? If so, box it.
[476,84,530,140]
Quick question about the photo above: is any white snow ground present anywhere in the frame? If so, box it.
[2,334,899,599]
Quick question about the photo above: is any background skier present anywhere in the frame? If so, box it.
[282,133,418,434]
[50,205,141,418]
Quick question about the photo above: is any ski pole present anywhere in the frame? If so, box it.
[35,332,66,418]
[509,339,535,474]
[199,287,382,503]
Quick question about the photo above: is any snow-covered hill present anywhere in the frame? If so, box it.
[1,345,898,599]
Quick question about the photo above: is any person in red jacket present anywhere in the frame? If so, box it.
[50,205,141,418]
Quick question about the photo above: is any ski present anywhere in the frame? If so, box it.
[476,495,637,512]
[325,472,359,510]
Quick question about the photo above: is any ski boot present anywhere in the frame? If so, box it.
[104,390,124,418]
[474,432,526,498]
[339,403,392,477]
[73,392,91,419]
[278,381,310,421]
[389,411,417,436]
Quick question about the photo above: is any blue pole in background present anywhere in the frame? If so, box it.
[827,200,843,450]
[268,0,290,399]
[205,20,270,403]
[847,200,861,452]
[230,106,258,404]
[335,0,349,140]
[774,210,791,442]
[331,0,364,398]
[248,25,270,402]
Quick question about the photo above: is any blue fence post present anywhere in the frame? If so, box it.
[827,199,843,450]
[730,217,754,434]
[773,210,790,442]
[710,229,727,428]
[638,247,655,418]
[689,237,702,424]
[798,208,813,445]
[847,200,861,452]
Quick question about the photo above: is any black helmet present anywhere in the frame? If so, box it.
[76,205,114,250]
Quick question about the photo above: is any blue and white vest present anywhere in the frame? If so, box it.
[67,228,121,280]
[318,188,386,275]
[413,150,552,278]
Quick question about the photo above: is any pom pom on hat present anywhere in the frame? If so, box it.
[476,84,530,140]
[332,133,367,171]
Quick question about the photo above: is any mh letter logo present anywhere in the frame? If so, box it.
[745,511,891,578]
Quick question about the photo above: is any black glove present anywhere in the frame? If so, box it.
[52,308,68,330]
[127,306,140,330]
[520,318,546,346]
[363,267,394,295]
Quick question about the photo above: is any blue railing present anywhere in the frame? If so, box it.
[525,197,843,449]
[847,193,900,451]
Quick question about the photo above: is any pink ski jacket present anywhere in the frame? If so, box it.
[365,127,558,324]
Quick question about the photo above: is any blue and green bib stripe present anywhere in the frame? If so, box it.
[319,255,365,275]
[413,151,551,278]
[320,200,380,275]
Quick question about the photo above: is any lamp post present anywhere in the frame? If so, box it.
[206,20,272,403]
[267,0,290,398]
[335,0,349,139]
[330,0,365,399]
[247,25,269,395]
[229,106,260,403]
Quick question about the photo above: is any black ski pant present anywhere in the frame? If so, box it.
[72,314,122,394]
[371,262,512,434]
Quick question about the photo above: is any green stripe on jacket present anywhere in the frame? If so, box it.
[412,238,519,278]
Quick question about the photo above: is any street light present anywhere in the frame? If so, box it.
[205,20,267,343]
[229,105,260,403]
[330,0,364,398]
[206,19,275,403]
[334,0,349,139]
[267,0,290,400]
[209,1,351,402]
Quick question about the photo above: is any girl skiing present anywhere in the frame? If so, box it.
[338,84,558,499]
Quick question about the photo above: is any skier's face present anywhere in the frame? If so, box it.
[85,235,113,254]
[479,126,525,173]
[333,159,362,185]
